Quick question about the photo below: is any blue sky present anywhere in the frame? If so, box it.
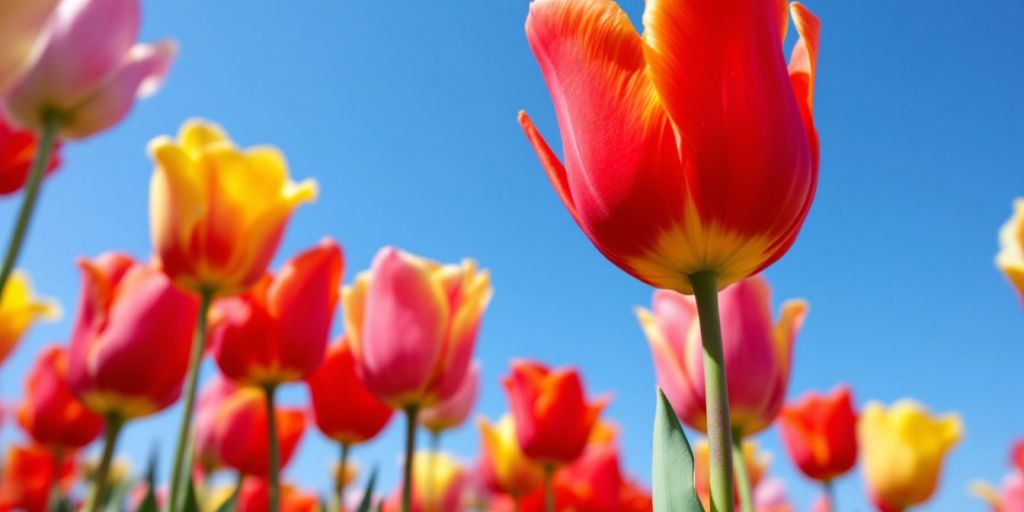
[1,0,1022,510]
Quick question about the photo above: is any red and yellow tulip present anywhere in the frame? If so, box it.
[477,415,544,499]
[778,385,858,482]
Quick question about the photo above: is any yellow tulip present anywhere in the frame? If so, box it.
[148,119,317,296]
[997,198,1024,303]
[477,415,544,498]
[858,400,962,511]
[0,270,59,365]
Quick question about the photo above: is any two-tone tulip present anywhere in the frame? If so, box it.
[0,270,59,366]
[17,345,103,453]
[858,400,962,512]
[209,239,343,386]
[503,360,606,466]
[779,385,858,482]
[148,119,318,297]
[421,361,480,435]
[637,275,807,435]
[0,114,61,196]
[7,0,176,140]
[477,415,544,499]
[997,199,1024,303]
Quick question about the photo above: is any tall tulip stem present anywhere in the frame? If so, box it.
[0,111,59,305]
[168,288,214,512]
[85,415,124,512]
[401,406,419,512]
[264,384,281,512]
[426,431,440,507]
[335,442,350,511]
[46,451,65,511]
[543,463,555,512]
[731,430,753,512]
[690,271,735,512]
[824,480,835,512]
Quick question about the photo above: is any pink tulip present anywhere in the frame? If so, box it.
[754,479,795,512]
[344,247,492,409]
[6,0,176,139]
[637,275,807,436]
[0,0,60,96]
[420,361,480,434]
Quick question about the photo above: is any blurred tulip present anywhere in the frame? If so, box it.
[0,270,59,366]
[998,199,1024,302]
[383,452,468,512]
[345,247,492,408]
[17,345,103,452]
[210,239,343,386]
[637,276,807,435]
[307,337,394,445]
[235,477,319,512]
[477,415,544,498]
[193,374,238,473]
[0,444,75,512]
[503,360,606,465]
[67,252,198,419]
[754,479,794,512]
[0,114,61,196]
[212,378,306,476]
[148,119,317,296]
[6,0,176,140]
[694,438,770,512]
[1014,439,1024,474]
[519,0,820,294]
[971,472,1024,512]
[0,0,60,96]
[778,385,858,482]
[421,361,480,434]
[858,400,962,512]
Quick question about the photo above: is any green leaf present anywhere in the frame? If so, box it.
[355,466,378,512]
[212,479,240,512]
[181,476,201,512]
[653,389,705,512]
[135,487,158,512]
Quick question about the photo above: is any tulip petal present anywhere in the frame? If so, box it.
[773,298,807,382]
[517,111,579,224]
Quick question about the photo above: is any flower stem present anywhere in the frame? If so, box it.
[824,479,835,512]
[168,288,214,512]
[426,431,440,507]
[731,430,753,512]
[401,406,419,512]
[690,271,735,512]
[264,384,280,512]
[334,442,350,512]
[46,450,65,511]
[543,463,555,512]
[84,415,124,512]
[0,111,59,304]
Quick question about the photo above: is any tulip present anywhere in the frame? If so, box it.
[0,114,61,196]
[421,361,480,435]
[0,0,60,96]
[383,452,468,512]
[478,415,544,500]
[971,472,1024,512]
[17,345,103,453]
[0,269,59,366]
[193,374,238,474]
[0,444,75,512]
[345,246,491,512]
[998,199,1024,303]
[694,438,770,512]
[234,478,320,512]
[521,1,820,508]
[858,400,962,512]
[1014,439,1024,474]
[754,479,795,512]
[66,251,198,512]
[306,337,394,505]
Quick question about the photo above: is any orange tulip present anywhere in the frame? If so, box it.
[778,385,858,482]
[345,247,492,409]
[694,438,770,512]
[208,376,306,476]
[477,415,544,498]
[209,239,343,386]
[0,444,75,512]
[17,345,103,452]
[148,119,318,296]
[67,252,199,419]
[306,337,394,445]
[0,269,59,367]
[519,0,820,294]
[998,199,1024,302]
[0,114,61,195]
[503,360,606,465]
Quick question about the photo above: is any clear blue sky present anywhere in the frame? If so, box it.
[1,1,1022,510]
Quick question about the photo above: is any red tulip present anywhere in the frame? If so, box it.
[193,374,238,472]
[211,377,306,476]
[1014,438,1024,474]
[0,444,75,512]
[306,337,394,445]
[235,477,319,512]
[0,114,61,195]
[209,239,343,386]
[67,252,199,419]
[779,385,858,482]
[519,0,820,293]
[17,345,103,452]
[503,360,606,465]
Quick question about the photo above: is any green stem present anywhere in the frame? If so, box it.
[401,406,419,512]
[46,450,64,512]
[690,271,735,512]
[264,384,281,512]
[426,431,440,507]
[731,431,753,512]
[0,111,59,305]
[168,289,214,512]
[334,443,349,512]
[543,463,555,512]
[823,480,835,512]
[84,415,124,512]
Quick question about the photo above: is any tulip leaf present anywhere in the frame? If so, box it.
[181,476,201,512]
[653,389,705,512]
[136,487,158,512]
[355,466,379,512]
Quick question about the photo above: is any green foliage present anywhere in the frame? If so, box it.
[355,466,379,512]
[653,389,705,512]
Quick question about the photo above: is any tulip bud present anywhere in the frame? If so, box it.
[778,385,858,482]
